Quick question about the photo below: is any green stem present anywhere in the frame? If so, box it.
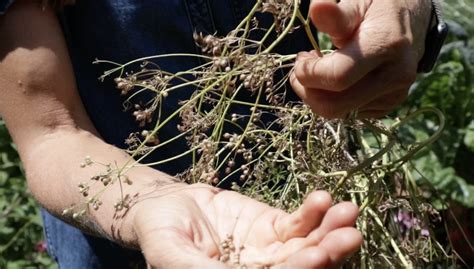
[0,219,34,254]
[259,23,277,46]
[368,208,412,268]
[296,9,320,52]
[95,53,213,79]
[214,86,264,173]
[391,107,446,164]
[263,0,300,53]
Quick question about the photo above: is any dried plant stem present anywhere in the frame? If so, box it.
[70,1,456,267]
[296,9,320,52]
[263,0,300,54]
[368,208,412,268]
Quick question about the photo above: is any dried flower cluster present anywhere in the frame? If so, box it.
[260,0,297,32]
[66,0,457,267]
[63,156,133,220]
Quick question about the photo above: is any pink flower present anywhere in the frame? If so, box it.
[35,241,47,253]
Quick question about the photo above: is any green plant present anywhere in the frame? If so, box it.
[393,0,474,264]
[67,1,462,267]
[400,0,474,209]
[0,120,56,268]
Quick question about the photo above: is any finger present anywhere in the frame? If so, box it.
[274,247,330,269]
[355,109,392,119]
[264,202,358,265]
[274,191,332,242]
[309,0,367,46]
[307,202,359,243]
[318,227,363,268]
[293,46,383,93]
[359,89,409,112]
[141,228,227,269]
[318,202,359,231]
[291,66,412,119]
[264,202,359,265]
[354,89,409,118]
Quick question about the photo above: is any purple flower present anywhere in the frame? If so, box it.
[394,210,420,231]
[394,210,430,237]
[421,228,430,237]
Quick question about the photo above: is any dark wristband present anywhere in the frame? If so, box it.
[417,0,449,73]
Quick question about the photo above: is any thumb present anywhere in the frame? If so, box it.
[309,0,367,47]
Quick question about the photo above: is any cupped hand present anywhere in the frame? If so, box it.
[132,183,362,268]
[291,0,432,118]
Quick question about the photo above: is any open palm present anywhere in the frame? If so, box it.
[133,184,362,268]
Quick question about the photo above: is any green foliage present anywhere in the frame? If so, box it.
[0,121,56,268]
[445,0,474,44]
[397,0,474,208]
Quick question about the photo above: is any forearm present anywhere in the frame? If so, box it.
[0,0,180,247]
[22,127,178,247]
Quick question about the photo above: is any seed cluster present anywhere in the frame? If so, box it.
[218,234,243,265]
[260,0,297,33]
[194,32,229,57]
[80,0,449,267]
[63,156,134,220]
[217,234,272,269]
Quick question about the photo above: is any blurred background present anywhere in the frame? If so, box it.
[0,0,473,268]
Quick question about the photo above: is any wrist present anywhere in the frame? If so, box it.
[87,167,184,248]
[406,0,433,60]
[118,179,188,248]
[417,0,448,72]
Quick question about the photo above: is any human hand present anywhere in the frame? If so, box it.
[291,0,432,118]
[131,183,362,268]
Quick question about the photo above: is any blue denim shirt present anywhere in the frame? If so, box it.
[1,1,313,268]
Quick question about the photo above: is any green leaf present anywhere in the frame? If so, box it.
[463,121,474,152]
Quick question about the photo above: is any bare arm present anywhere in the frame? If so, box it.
[0,0,177,247]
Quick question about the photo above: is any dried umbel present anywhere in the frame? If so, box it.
[194,32,228,56]
[69,0,456,267]
[260,0,298,32]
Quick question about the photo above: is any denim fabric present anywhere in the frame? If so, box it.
[0,0,14,15]
[58,0,313,175]
[4,0,314,268]
[41,209,145,269]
